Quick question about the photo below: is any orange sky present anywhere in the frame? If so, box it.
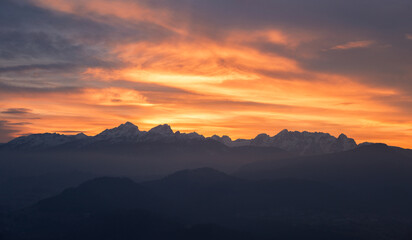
[1,0,412,148]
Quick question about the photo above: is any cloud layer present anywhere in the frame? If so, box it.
[1,0,412,147]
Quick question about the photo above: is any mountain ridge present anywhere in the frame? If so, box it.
[1,122,358,155]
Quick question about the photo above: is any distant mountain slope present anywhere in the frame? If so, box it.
[0,171,94,211]
[236,143,412,185]
[3,132,89,150]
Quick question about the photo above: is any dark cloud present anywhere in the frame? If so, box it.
[140,0,412,91]
[0,0,173,43]
[297,41,412,90]
[8,122,32,126]
[1,108,32,114]
[0,82,82,94]
[0,0,174,90]
[0,31,83,60]
[0,63,77,73]
[3,0,411,92]
[167,0,412,33]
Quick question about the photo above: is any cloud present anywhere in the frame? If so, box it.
[0,0,412,148]
[0,82,82,95]
[406,34,412,40]
[0,63,77,73]
[1,108,32,114]
[330,40,375,50]
[8,122,32,126]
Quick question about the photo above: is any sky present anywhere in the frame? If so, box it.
[0,0,412,147]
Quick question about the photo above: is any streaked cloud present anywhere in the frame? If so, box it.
[1,108,32,114]
[330,40,375,50]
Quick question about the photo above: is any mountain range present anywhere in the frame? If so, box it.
[1,122,412,239]
[1,121,357,155]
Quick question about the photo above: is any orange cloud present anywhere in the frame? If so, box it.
[2,0,411,149]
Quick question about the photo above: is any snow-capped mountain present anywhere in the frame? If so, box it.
[94,121,141,142]
[210,135,250,147]
[0,122,357,154]
[0,122,207,150]
[211,129,357,155]
[4,132,89,150]
[141,124,175,142]
[266,129,356,155]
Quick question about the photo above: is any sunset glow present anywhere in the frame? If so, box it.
[1,0,412,148]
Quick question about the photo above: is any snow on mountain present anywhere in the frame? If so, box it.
[210,135,250,147]
[139,124,174,142]
[250,129,357,155]
[210,135,233,146]
[0,122,357,154]
[4,132,89,150]
[147,124,174,136]
[176,131,205,141]
[211,129,357,155]
[94,121,141,142]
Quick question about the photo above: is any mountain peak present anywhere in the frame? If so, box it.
[148,124,174,135]
[118,121,139,130]
[75,132,88,137]
[251,133,271,146]
[279,129,289,134]
[94,121,140,141]
[338,133,348,139]
[270,129,357,155]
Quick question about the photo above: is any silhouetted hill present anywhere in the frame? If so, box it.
[145,168,358,235]
[236,144,412,185]
[236,143,412,218]
[2,176,251,240]
[0,171,94,211]
[5,166,412,239]
[34,177,163,214]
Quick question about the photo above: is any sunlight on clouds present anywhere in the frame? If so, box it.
[1,0,410,148]
[123,70,255,85]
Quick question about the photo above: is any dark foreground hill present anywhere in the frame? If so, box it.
[0,176,250,240]
[4,162,412,240]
